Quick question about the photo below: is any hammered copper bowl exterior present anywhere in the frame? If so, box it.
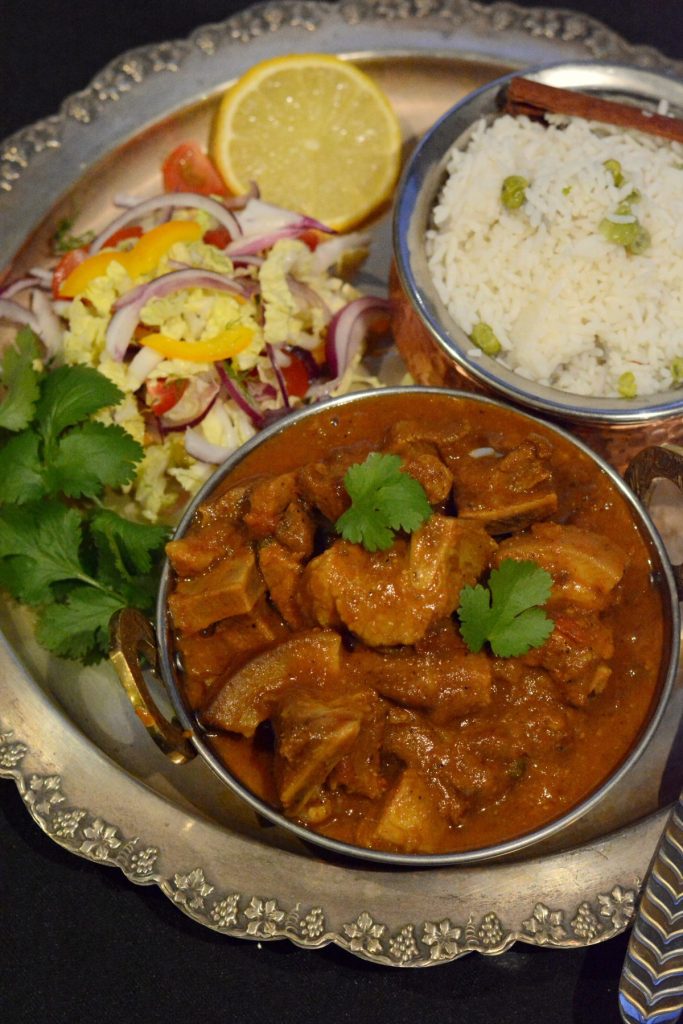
[391,62,683,474]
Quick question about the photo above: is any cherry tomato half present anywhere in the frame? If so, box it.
[103,225,143,248]
[281,352,311,398]
[203,227,232,249]
[298,228,327,251]
[145,378,189,416]
[162,142,228,196]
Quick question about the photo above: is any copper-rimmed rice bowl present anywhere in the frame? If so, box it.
[391,62,683,470]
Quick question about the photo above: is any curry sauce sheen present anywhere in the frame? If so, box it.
[166,393,665,855]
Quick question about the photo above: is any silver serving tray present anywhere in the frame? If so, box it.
[2,0,683,966]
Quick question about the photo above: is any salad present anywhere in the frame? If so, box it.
[0,143,390,662]
[0,145,389,524]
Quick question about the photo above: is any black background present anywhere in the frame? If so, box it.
[2,2,683,1022]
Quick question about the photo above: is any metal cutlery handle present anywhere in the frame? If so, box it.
[619,799,683,1023]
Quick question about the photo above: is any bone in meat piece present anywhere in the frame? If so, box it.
[452,439,558,534]
[243,472,299,539]
[257,539,311,629]
[300,514,495,647]
[168,548,265,634]
[203,630,342,737]
[273,690,381,811]
[496,522,627,612]
[350,645,492,724]
[362,768,453,853]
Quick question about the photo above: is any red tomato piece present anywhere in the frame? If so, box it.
[162,142,228,196]
[103,225,143,248]
[281,352,311,398]
[145,378,189,416]
[298,228,327,251]
[52,248,88,299]
[203,227,232,249]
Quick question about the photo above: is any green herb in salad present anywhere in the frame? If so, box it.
[0,329,168,662]
[335,452,432,553]
[458,558,554,658]
[51,216,96,255]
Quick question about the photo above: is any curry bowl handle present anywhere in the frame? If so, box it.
[625,443,683,599]
[109,607,196,765]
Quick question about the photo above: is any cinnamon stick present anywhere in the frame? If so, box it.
[501,77,683,145]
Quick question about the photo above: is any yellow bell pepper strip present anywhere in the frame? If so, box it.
[60,221,203,297]
[139,325,254,363]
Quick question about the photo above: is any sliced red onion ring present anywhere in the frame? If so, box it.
[105,268,256,361]
[232,254,264,268]
[226,223,326,258]
[220,182,260,211]
[184,428,234,464]
[326,296,390,377]
[312,231,370,273]
[31,290,63,358]
[28,267,54,285]
[308,296,390,399]
[266,343,290,408]
[215,362,264,427]
[127,346,165,388]
[159,377,219,429]
[90,193,242,254]
[234,198,332,239]
[0,276,49,299]
[114,267,256,311]
[247,378,277,403]
[0,297,41,334]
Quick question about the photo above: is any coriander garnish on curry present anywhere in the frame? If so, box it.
[165,392,665,856]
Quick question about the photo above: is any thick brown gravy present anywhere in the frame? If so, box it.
[167,392,666,855]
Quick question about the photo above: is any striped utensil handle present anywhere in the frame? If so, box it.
[619,799,683,1024]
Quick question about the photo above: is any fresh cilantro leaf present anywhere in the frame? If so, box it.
[0,502,87,603]
[89,509,168,576]
[458,559,555,657]
[335,452,432,552]
[456,583,492,654]
[0,431,46,503]
[0,353,169,663]
[36,365,124,449]
[48,422,143,498]
[0,328,41,431]
[490,607,557,658]
[52,217,95,255]
[35,587,126,662]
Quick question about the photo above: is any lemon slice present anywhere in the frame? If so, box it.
[210,53,402,231]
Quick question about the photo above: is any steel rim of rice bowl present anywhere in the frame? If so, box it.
[393,61,683,427]
[153,387,680,868]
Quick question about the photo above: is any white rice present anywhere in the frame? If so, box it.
[426,113,683,397]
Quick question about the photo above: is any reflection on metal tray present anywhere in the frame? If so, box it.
[2,0,683,966]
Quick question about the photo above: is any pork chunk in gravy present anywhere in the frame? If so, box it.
[167,394,664,856]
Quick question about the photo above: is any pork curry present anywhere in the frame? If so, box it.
[166,392,666,855]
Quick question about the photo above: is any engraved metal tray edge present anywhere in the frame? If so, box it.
[0,633,669,964]
[0,0,679,965]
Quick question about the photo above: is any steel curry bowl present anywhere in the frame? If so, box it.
[391,62,683,472]
[110,387,682,868]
